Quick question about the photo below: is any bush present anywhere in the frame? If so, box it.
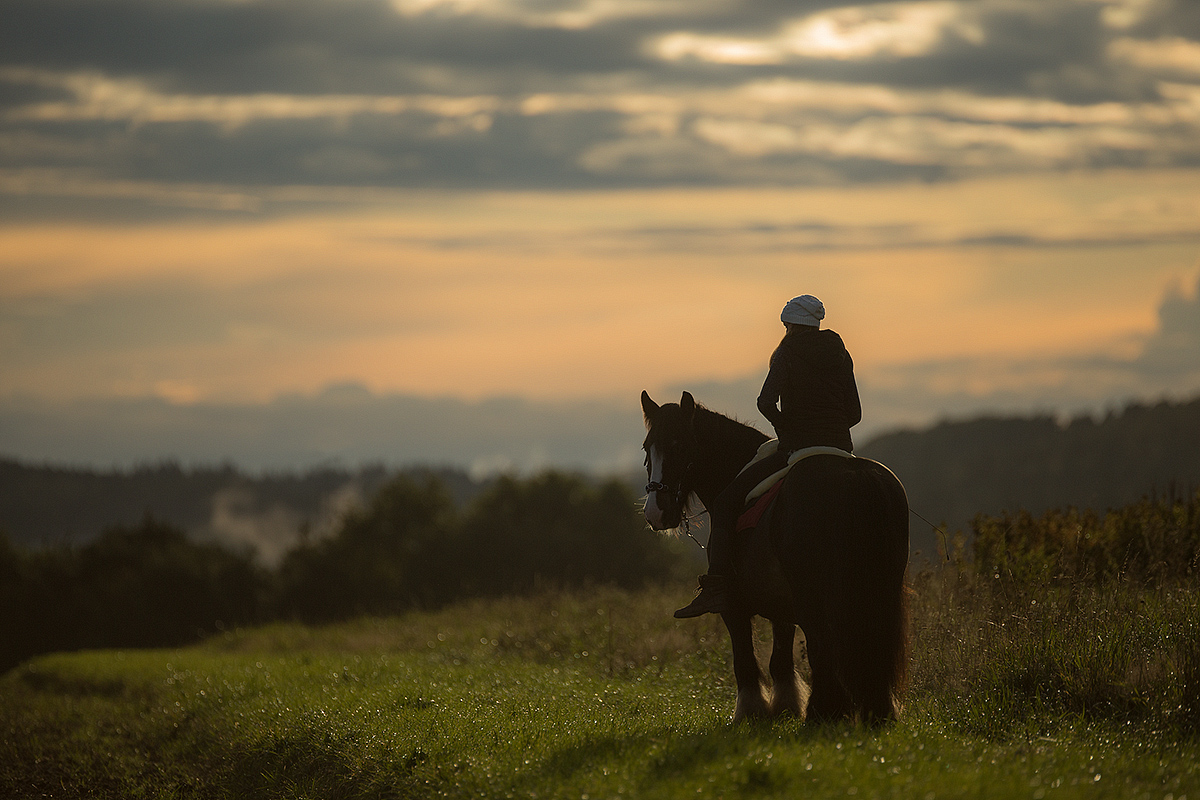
[0,519,264,671]
[972,488,1200,586]
[74,518,265,648]
[910,489,1200,737]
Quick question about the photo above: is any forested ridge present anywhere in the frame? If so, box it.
[860,394,1200,557]
[0,460,483,555]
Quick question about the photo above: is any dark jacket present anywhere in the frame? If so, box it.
[756,327,861,453]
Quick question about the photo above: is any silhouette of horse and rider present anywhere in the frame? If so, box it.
[641,295,909,724]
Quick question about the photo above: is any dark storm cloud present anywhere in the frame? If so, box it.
[0,74,73,110]
[1,0,650,93]
[0,110,627,188]
[927,1,1118,99]
[3,0,1200,199]
[1126,1,1200,39]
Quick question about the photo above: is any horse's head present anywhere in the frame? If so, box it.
[640,390,699,531]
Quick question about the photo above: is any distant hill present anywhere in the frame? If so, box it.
[859,396,1200,559]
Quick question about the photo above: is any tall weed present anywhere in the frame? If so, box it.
[911,488,1200,738]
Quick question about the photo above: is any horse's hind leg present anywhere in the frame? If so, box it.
[722,612,769,723]
[803,629,855,724]
[768,620,808,718]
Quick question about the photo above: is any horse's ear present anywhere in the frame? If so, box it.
[641,390,659,423]
[680,391,695,418]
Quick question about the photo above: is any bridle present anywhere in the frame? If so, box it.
[643,478,676,495]
[644,458,708,548]
[644,451,693,508]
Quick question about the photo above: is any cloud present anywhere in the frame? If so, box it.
[3,265,1198,472]
[2,0,1200,198]
[2,171,1197,411]
[653,1,982,64]
[0,68,504,130]
[1138,273,1200,376]
[1110,35,1200,76]
[4,0,1200,472]
[8,267,1197,471]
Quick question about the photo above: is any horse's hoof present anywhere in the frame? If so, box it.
[732,689,770,723]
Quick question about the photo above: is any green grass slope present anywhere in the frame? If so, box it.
[3,583,1199,799]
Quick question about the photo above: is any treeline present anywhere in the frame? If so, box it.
[9,393,1200,564]
[0,471,680,672]
[861,395,1200,557]
[0,459,376,549]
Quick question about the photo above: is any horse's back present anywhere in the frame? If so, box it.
[775,453,906,539]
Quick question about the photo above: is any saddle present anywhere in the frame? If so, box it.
[734,440,854,533]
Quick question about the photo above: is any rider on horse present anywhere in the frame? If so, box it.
[674,294,862,618]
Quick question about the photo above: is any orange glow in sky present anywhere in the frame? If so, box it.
[2,170,1198,408]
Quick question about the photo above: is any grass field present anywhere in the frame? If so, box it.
[3,577,1199,799]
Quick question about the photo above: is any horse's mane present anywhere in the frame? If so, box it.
[692,402,771,459]
[686,403,773,512]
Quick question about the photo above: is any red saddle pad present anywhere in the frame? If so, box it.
[735,478,785,533]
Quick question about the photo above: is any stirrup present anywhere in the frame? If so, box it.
[674,574,729,619]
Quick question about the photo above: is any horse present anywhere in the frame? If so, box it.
[641,390,910,724]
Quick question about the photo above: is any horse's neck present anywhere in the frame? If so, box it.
[692,409,768,509]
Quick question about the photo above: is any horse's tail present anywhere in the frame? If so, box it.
[822,458,910,723]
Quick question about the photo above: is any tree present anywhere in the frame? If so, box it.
[275,473,457,621]
[455,472,674,595]
[0,519,264,671]
[73,517,264,648]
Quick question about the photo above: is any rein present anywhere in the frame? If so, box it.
[909,506,953,562]
[677,509,709,549]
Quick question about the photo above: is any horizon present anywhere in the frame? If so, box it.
[3,379,1198,478]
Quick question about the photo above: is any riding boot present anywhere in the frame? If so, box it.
[674,574,730,618]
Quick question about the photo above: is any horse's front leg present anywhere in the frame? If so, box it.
[722,611,769,722]
[768,620,809,718]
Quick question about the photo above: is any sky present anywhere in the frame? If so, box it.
[3,0,1200,473]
